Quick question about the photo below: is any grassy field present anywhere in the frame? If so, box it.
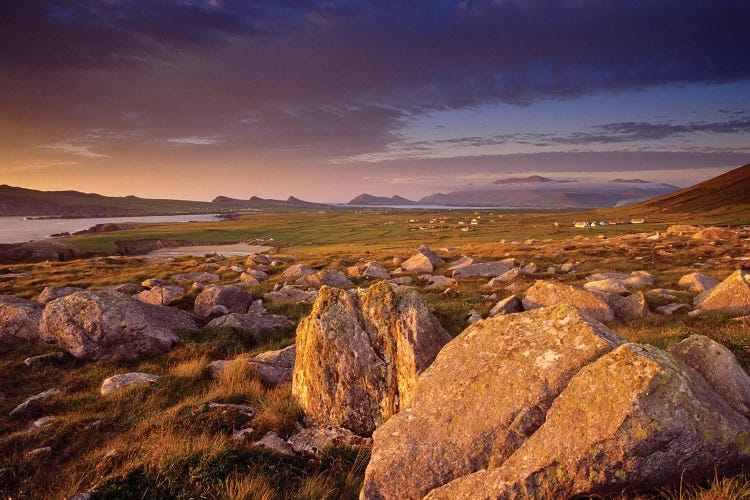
[1,208,750,498]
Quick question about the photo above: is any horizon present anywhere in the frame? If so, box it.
[2,1,750,202]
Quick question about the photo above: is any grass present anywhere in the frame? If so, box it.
[0,209,749,498]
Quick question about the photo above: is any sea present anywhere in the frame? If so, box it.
[0,214,221,244]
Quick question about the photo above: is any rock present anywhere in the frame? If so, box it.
[24,351,65,367]
[100,373,160,395]
[693,227,738,240]
[171,272,220,283]
[194,285,253,318]
[465,309,482,324]
[263,286,319,304]
[523,280,615,322]
[389,277,412,285]
[583,279,629,294]
[610,292,650,319]
[39,291,195,360]
[546,266,557,274]
[246,254,272,266]
[695,270,750,316]
[292,282,451,436]
[207,302,294,334]
[252,432,296,456]
[281,264,317,279]
[29,415,56,430]
[560,262,575,273]
[623,274,655,288]
[668,335,750,417]
[135,285,185,306]
[35,286,84,304]
[141,278,173,289]
[241,268,269,282]
[298,269,353,288]
[27,447,52,457]
[452,261,513,279]
[231,428,254,442]
[229,265,245,273]
[446,256,474,272]
[493,267,522,284]
[655,302,690,315]
[99,283,145,295]
[587,272,630,281]
[647,288,678,300]
[678,272,720,293]
[488,295,523,316]
[401,246,444,273]
[9,388,60,417]
[288,425,372,457]
[667,224,700,234]
[419,274,456,290]
[361,305,624,500]
[207,401,257,417]
[426,343,750,499]
[363,262,391,280]
[521,262,537,275]
[0,295,43,344]
[249,345,296,386]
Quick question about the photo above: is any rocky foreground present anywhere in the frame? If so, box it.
[1,224,750,498]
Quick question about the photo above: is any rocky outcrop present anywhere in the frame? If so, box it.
[292,282,450,436]
[206,302,294,334]
[100,373,160,395]
[0,295,43,344]
[193,285,253,318]
[678,272,720,293]
[36,286,85,304]
[694,270,750,316]
[39,291,195,360]
[425,344,750,499]
[400,246,444,273]
[135,285,185,306]
[362,305,624,499]
[668,335,750,417]
[523,280,615,322]
[0,241,83,264]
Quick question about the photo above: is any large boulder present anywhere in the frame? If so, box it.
[523,280,615,322]
[292,282,450,436]
[584,279,629,294]
[695,270,750,316]
[678,272,721,293]
[610,291,650,319]
[426,343,750,499]
[361,305,625,499]
[39,291,195,360]
[135,285,185,306]
[35,286,84,304]
[0,295,43,344]
[298,269,353,288]
[206,302,294,334]
[400,246,444,273]
[193,285,253,318]
[668,335,750,417]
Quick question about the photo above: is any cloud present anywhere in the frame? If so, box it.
[39,140,109,158]
[166,136,222,145]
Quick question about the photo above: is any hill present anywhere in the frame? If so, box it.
[636,164,750,214]
[492,175,560,184]
[348,194,417,205]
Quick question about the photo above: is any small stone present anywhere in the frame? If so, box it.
[100,373,160,395]
[252,431,296,456]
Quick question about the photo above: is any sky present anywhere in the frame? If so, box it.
[1,0,749,202]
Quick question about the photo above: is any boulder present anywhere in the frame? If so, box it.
[419,274,456,290]
[39,291,195,360]
[281,264,317,279]
[452,261,513,279]
[401,246,444,273]
[655,302,690,315]
[249,345,296,386]
[252,432,296,457]
[35,286,84,304]
[523,280,615,322]
[292,282,451,436]
[363,262,391,280]
[610,292,650,319]
[141,278,173,288]
[679,272,721,293]
[135,285,185,306]
[298,269,353,288]
[0,295,43,344]
[493,267,522,284]
[246,254,272,266]
[171,272,220,283]
[425,343,750,499]
[193,285,253,318]
[100,372,160,395]
[263,286,319,304]
[668,335,750,417]
[99,283,144,295]
[584,279,629,294]
[361,305,624,500]
[241,268,269,282]
[465,309,482,324]
[288,425,372,457]
[446,256,474,272]
[206,302,294,335]
[521,262,538,275]
[488,295,523,317]
[693,227,738,240]
[695,270,750,316]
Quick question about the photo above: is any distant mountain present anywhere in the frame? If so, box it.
[636,163,750,213]
[492,175,557,184]
[348,194,417,205]
[245,196,329,209]
[610,178,651,183]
